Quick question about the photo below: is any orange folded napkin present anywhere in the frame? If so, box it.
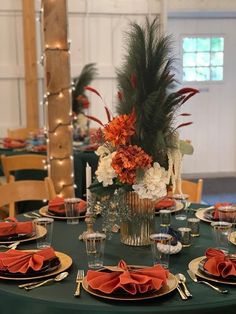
[3,138,26,149]
[48,197,87,215]
[204,248,236,278]
[0,247,56,274]
[48,197,65,214]
[87,260,169,295]
[0,220,33,237]
[155,198,175,210]
[213,202,231,220]
[31,145,47,152]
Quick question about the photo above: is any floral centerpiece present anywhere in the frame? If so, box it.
[86,18,198,245]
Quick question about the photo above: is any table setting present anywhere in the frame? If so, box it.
[195,202,236,224]
[0,219,46,245]
[0,201,236,314]
[38,197,87,220]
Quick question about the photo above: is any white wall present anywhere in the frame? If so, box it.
[167,10,236,176]
[0,0,163,134]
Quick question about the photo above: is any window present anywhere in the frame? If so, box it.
[182,36,224,82]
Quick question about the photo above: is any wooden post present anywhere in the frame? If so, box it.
[41,0,74,197]
[22,0,39,128]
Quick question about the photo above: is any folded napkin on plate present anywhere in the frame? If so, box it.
[0,220,33,237]
[0,247,56,274]
[3,138,26,149]
[155,198,175,210]
[87,260,169,295]
[48,197,87,215]
[213,202,232,220]
[204,248,236,278]
[32,145,47,152]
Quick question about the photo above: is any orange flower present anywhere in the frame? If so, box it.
[112,145,152,184]
[104,111,136,146]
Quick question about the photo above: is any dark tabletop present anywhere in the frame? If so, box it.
[0,204,235,314]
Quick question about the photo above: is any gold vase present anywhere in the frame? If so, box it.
[120,192,156,246]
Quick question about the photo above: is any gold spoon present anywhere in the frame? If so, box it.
[24,271,69,290]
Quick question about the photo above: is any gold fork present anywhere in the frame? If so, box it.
[0,241,20,250]
[74,269,84,297]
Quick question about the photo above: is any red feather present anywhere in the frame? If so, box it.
[130,73,137,89]
[179,113,191,116]
[181,92,198,105]
[84,86,102,99]
[85,115,104,127]
[176,122,193,129]
[117,91,123,101]
[105,106,112,122]
[177,87,199,95]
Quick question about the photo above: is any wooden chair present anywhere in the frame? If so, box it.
[7,127,39,140]
[182,179,203,203]
[1,154,47,181]
[0,175,56,217]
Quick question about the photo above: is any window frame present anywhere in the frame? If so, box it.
[180,34,225,84]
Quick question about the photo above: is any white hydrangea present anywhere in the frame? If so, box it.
[95,145,111,158]
[95,151,117,187]
[132,162,169,200]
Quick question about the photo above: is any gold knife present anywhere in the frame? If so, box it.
[176,284,188,300]
[187,269,228,294]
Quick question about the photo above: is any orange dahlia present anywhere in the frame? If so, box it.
[104,111,136,146]
[111,145,152,184]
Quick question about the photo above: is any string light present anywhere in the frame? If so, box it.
[40,1,75,197]
[44,46,70,52]
[42,85,74,99]
[49,155,72,161]
[57,182,74,194]
[48,122,71,134]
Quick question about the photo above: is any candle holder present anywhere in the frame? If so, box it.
[78,213,95,241]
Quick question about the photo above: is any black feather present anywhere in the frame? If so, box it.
[116,18,186,168]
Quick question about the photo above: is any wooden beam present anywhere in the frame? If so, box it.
[22,0,39,128]
[41,0,74,197]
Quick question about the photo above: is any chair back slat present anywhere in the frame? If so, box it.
[0,176,56,217]
[1,154,47,181]
[7,128,39,141]
[182,179,203,203]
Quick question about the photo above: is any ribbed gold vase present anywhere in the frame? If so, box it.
[120,192,156,246]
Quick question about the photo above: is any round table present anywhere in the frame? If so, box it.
[0,204,235,314]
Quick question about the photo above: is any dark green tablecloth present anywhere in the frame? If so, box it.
[0,204,235,314]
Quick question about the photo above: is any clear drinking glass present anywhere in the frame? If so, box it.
[85,232,106,269]
[211,221,232,253]
[64,198,81,224]
[34,218,54,249]
[149,233,172,268]
[187,217,200,237]
[178,227,191,247]
[172,194,190,222]
[218,205,236,224]
[159,209,171,227]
